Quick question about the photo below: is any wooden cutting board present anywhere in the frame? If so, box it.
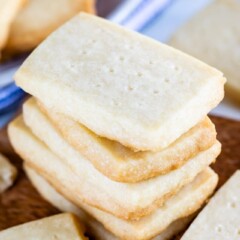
[0,115,239,239]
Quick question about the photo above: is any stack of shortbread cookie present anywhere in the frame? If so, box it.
[8,13,226,240]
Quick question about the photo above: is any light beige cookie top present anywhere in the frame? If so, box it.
[0,213,87,240]
[5,0,95,53]
[35,98,217,183]
[181,170,240,240]
[0,153,17,193]
[15,13,225,151]
[0,0,25,54]
[170,0,240,104]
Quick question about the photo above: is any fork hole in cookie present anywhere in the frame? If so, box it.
[113,101,120,106]
[174,66,180,71]
[216,225,222,233]
[164,78,170,83]
[127,85,134,91]
[95,83,102,88]
[108,68,114,73]
[138,102,143,107]
[231,202,236,208]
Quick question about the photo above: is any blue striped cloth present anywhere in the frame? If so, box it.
[0,0,213,126]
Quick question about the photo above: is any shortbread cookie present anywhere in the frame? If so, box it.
[25,164,217,240]
[5,0,95,53]
[8,116,221,220]
[0,153,17,193]
[15,13,225,151]
[0,213,87,240]
[24,164,115,240]
[24,164,194,240]
[0,0,24,53]
[170,0,240,103]
[182,170,240,240]
[37,98,216,183]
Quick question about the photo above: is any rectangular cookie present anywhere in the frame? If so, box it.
[0,0,25,53]
[15,13,225,151]
[25,164,217,240]
[170,0,240,103]
[8,115,221,220]
[24,164,194,240]
[0,153,17,193]
[0,213,87,240]
[181,170,240,240]
[35,98,217,183]
[5,0,95,53]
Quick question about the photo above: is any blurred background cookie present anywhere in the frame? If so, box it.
[170,0,240,105]
[0,152,17,193]
[0,0,25,57]
[4,0,95,54]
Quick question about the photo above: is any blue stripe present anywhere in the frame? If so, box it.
[139,0,175,32]
[0,88,25,112]
[0,100,23,115]
[0,83,25,113]
[0,83,22,99]
[121,0,154,25]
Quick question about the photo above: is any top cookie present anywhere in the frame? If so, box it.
[15,13,225,151]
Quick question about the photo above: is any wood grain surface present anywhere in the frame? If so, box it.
[0,115,239,239]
